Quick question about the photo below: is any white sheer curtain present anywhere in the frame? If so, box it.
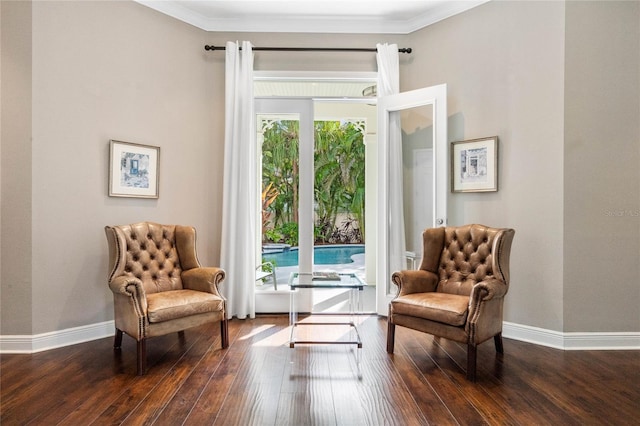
[220,41,256,319]
[377,43,406,275]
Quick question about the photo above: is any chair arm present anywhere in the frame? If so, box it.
[470,278,507,303]
[109,275,145,296]
[108,275,148,315]
[391,269,439,296]
[182,267,226,296]
[467,278,508,342]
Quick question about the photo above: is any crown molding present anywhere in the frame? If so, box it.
[403,0,490,33]
[135,1,489,34]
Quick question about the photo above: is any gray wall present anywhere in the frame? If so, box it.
[404,0,640,333]
[1,0,33,334]
[2,0,225,334]
[1,0,638,336]
[406,1,567,330]
[564,1,640,332]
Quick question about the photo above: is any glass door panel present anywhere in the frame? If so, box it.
[400,105,434,265]
[312,118,368,313]
[255,98,314,313]
[259,114,301,278]
[376,85,448,315]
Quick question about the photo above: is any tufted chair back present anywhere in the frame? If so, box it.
[107,222,201,295]
[422,224,511,296]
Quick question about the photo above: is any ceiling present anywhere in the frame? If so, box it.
[135,0,489,34]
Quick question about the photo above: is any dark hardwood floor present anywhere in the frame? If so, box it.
[1,315,638,425]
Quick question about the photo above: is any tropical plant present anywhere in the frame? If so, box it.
[261,182,278,235]
[329,217,363,244]
[279,222,299,246]
[313,121,365,242]
[261,120,299,227]
[261,119,365,245]
[263,228,283,244]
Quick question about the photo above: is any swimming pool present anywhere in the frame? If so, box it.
[263,245,365,267]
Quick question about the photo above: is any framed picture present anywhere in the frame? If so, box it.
[451,136,498,193]
[109,140,160,198]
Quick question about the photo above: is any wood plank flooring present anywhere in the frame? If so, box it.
[1,315,638,425]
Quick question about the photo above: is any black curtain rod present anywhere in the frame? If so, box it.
[204,45,412,54]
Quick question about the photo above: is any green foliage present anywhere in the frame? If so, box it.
[279,222,299,246]
[262,119,365,245]
[313,121,365,242]
[261,120,299,227]
[260,259,275,272]
[262,222,298,247]
[263,228,283,244]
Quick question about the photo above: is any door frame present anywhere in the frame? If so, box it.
[376,84,448,315]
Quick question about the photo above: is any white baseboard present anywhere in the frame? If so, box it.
[1,319,638,354]
[0,320,115,353]
[502,321,640,350]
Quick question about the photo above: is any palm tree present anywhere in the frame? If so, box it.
[262,120,299,226]
[314,121,365,242]
[262,119,365,244]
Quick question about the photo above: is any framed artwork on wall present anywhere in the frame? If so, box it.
[108,140,160,198]
[451,136,498,193]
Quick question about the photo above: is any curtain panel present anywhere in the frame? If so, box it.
[220,41,256,319]
[376,43,407,276]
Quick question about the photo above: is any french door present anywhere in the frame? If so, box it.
[376,84,448,315]
[255,84,448,316]
[255,98,315,312]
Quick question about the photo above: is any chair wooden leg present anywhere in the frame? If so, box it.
[114,328,123,349]
[467,343,477,381]
[387,321,396,354]
[137,339,147,376]
[221,318,229,349]
[494,332,504,354]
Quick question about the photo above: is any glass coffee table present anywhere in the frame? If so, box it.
[288,272,364,359]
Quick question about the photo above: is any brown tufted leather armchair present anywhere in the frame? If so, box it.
[387,224,515,381]
[105,222,229,375]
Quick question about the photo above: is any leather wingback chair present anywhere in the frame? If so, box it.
[387,224,515,381]
[105,222,229,375]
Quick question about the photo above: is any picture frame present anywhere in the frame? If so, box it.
[108,140,160,198]
[451,136,498,193]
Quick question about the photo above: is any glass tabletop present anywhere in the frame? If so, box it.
[288,272,365,289]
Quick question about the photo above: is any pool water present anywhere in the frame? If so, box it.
[263,245,365,267]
